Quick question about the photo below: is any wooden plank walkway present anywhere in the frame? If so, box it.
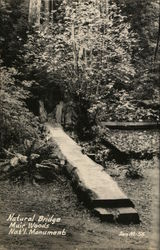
[46,123,140,224]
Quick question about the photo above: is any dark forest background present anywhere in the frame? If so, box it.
[0,0,159,153]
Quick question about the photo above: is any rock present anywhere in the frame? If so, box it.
[60,159,65,166]
[10,153,28,167]
[40,161,59,171]
[30,153,40,161]
[16,154,28,164]
[36,163,51,169]
[24,139,32,148]
[49,154,58,159]
[10,157,19,167]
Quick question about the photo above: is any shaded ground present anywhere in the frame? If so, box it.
[108,130,159,153]
[0,130,159,250]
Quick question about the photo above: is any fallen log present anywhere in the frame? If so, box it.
[101,121,160,130]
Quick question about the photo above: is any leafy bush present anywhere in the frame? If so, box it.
[21,0,139,128]
[0,138,59,184]
[0,64,40,151]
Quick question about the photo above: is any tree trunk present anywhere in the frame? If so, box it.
[154,13,160,61]
[55,101,63,124]
[28,0,42,25]
[39,100,47,122]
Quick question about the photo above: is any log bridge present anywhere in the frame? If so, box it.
[46,123,140,224]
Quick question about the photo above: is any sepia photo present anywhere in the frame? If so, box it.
[0,0,159,249]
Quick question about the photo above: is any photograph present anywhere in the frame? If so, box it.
[0,0,159,249]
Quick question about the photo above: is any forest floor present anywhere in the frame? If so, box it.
[0,130,159,250]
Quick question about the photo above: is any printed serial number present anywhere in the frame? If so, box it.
[119,231,146,237]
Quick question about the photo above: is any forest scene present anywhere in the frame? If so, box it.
[0,0,159,249]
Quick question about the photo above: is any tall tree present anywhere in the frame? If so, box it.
[0,0,29,65]
[28,0,41,24]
